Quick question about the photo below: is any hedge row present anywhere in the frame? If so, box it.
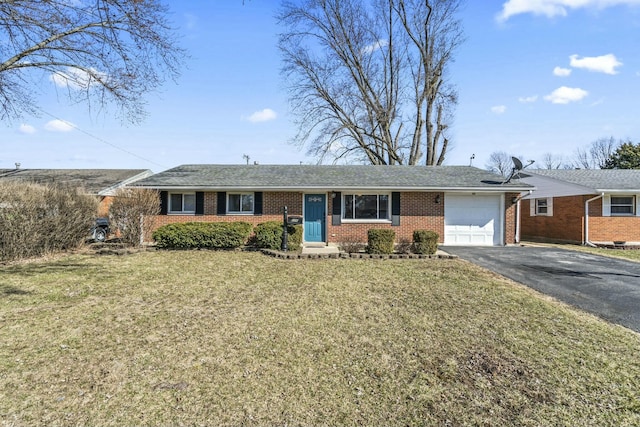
[152,221,302,250]
[152,222,253,249]
[152,222,439,255]
[366,229,439,255]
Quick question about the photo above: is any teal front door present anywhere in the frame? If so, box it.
[304,194,326,242]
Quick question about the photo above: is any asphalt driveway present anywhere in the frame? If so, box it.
[442,245,640,333]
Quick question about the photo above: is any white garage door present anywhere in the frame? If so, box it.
[444,194,502,246]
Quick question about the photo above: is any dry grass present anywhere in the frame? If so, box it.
[1,251,639,426]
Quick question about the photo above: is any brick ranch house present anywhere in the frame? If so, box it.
[133,164,532,247]
[516,169,640,246]
[0,168,153,216]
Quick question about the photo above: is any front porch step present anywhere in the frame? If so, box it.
[301,244,341,254]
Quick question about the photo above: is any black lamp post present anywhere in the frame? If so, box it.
[281,206,288,252]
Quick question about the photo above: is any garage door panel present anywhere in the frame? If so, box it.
[444,195,502,246]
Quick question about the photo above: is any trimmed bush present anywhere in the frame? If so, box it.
[413,230,439,255]
[367,229,395,254]
[253,221,302,251]
[152,222,252,249]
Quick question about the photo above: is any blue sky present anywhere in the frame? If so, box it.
[2,0,640,172]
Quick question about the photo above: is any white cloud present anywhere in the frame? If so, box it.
[362,39,389,55]
[19,124,36,134]
[491,105,507,114]
[50,67,107,90]
[247,108,277,123]
[45,119,75,132]
[544,86,588,104]
[518,95,538,103]
[569,54,622,74]
[497,0,640,22]
[184,13,198,30]
[553,66,572,76]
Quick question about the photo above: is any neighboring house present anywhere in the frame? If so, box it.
[132,164,532,246]
[0,168,153,216]
[516,169,640,246]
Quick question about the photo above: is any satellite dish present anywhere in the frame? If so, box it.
[512,157,523,171]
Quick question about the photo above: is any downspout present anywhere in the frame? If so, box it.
[584,193,604,247]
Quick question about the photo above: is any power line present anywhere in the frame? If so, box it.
[34,107,169,170]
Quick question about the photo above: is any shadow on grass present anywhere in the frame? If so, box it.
[1,284,33,296]
[1,261,107,278]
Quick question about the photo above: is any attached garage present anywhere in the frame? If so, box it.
[444,193,503,246]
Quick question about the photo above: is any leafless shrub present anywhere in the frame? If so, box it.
[395,238,412,254]
[338,235,366,254]
[0,182,97,261]
[109,188,160,247]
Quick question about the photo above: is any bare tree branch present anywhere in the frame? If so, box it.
[279,0,465,165]
[0,0,186,123]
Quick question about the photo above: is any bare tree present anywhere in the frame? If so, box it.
[540,152,569,170]
[109,188,160,246]
[278,0,465,165]
[573,137,618,169]
[0,0,185,123]
[486,151,514,177]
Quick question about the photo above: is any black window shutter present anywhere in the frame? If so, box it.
[332,191,342,225]
[391,192,400,226]
[217,191,226,215]
[254,192,263,215]
[160,191,168,215]
[195,192,205,215]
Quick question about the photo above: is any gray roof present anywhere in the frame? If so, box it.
[134,164,532,191]
[520,169,640,192]
[0,168,152,195]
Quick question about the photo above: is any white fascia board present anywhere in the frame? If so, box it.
[97,170,154,196]
[136,185,532,193]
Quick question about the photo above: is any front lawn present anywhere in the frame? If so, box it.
[1,251,639,426]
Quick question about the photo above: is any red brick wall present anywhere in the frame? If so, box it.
[521,195,640,243]
[521,195,586,243]
[327,192,444,244]
[588,217,640,242]
[152,191,303,230]
[505,192,519,245]
[97,196,114,217]
[149,190,520,245]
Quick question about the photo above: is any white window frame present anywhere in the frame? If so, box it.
[169,192,196,214]
[530,197,553,217]
[610,195,636,216]
[227,192,254,214]
[342,193,391,222]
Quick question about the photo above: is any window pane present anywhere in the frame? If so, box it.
[241,194,254,212]
[611,197,632,205]
[183,194,196,212]
[611,196,634,215]
[611,206,633,214]
[536,199,547,214]
[344,195,354,219]
[228,194,241,212]
[355,195,378,219]
[170,194,183,212]
[379,195,389,219]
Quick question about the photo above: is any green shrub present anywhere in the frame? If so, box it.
[253,221,302,251]
[152,222,252,249]
[412,230,439,255]
[367,229,395,254]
